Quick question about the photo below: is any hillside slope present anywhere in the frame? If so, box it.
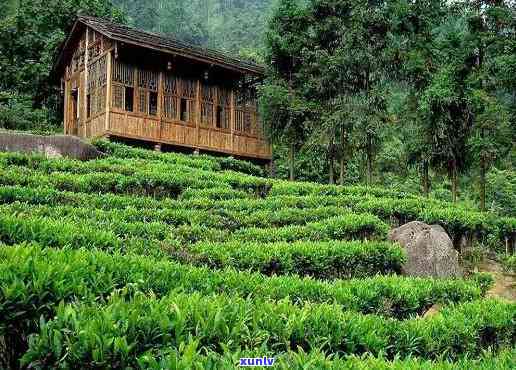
[0,140,514,369]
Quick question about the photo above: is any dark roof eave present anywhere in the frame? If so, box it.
[51,20,84,82]
[53,16,265,78]
[106,33,265,76]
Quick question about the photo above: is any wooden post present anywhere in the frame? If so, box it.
[158,71,163,140]
[230,88,235,153]
[63,71,69,135]
[83,28,89,138]
[195,80,201,148]
[105,49,112,132]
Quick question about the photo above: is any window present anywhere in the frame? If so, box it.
[112,60,135,113]
[201,84,215,127]
[125,87,134,112]
[235,86,258,134]
[139,91,148,114]
[86,56,107,118]
[163,95,177,119]
[163,74,179,120]
[217,88,231,130]
[149,92,158,116]
[180,98,188,122]
[113,85,124,109]
[178,79,196,124]
[138,69,158,115]
[216,106,223,128]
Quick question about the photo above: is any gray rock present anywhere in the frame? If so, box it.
[389,221,462,278]
[0,132,104,160]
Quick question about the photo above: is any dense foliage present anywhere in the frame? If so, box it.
[262,0,515,212]
[0,142,514,368]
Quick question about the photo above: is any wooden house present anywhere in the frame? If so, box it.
[53,16,271,162]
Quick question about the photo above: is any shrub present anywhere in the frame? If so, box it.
[0,244,488,366]
[0,92,57,132]
[500,255,516,273]
[179,240,405,279]
[21,294,515,368]
[232,214,390,242]
[139,348,516,370]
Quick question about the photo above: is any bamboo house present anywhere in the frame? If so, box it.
[54,16,271,161]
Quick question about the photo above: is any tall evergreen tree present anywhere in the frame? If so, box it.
[390,0,449,196]
[463,0,514,210]
[261,0,309,181]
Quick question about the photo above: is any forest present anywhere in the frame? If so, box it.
[0,1,515,368]
[0,0,514,213]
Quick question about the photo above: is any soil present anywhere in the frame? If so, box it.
[422,257,515,318]
[477,258,516,302]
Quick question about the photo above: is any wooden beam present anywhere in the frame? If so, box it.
[105,49,112,132]
[63,77,69,134]
[158,70,163,140]
[195,80,201,147]
[83,28,89,138]
[230,88,235,152]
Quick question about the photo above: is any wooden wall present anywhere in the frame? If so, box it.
[63,27,111,140]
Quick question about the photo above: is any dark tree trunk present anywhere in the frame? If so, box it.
[339,126,347,185]
[268,159,276,178]
[288,142,295,181]
[329,159,334,184]
[451,161,458,203]
[339,156,346,185]
[328,136,335,184]
[366,134,373,185]
[479,155,486,211]
[422,160,430,197]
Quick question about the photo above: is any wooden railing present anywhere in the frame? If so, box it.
[107,110,271,159]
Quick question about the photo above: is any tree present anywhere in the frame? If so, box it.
[292,0,391,185]
[390,0,449,196]
[419,11,477,203]
[0,0,124,127]
[463,0,514,210]
[261,0,309,181]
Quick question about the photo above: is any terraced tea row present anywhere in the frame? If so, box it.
[0,244,491,365]
[0,200,376,231]
[21,292,515,368]
[130,348,516,370]
[0,209,389,251]
[1,142,514,369]
[176,240,404,278]
[1,154,514,245]
[93,139,265,176]
[0,212,398,279]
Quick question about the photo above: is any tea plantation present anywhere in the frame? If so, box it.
[0,141,514,369]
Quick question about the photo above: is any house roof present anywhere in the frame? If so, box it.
[54,16,265,77]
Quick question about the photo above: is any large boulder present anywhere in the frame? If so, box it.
[388,221,462,278]
[0,132,104,160]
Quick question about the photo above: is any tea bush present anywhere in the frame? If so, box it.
[21,294,515,368]
[0,142,513,368]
